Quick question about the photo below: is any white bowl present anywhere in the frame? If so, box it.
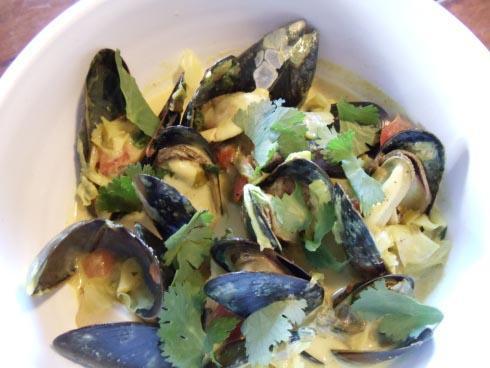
[1,0,489,367]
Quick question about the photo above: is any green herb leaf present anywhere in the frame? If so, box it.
[241,299,307,366]
[325,131,384,214]
[325,130,355,163]
[271,109,307,156]
[234,100,277,168]
[304,242,347,271]
[337,100,380,126]
[96,176,141,213]
[158,280,207,368]
[351,281,443,342]
[339,120,380,156]
[95,163,166,213]
[270,183,312,237]
[341,156,384,214]
[164,211,214,267]
[204,316,240,354]
[115,50,160,136]
[305,180,336,251]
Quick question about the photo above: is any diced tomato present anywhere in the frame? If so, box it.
[379,115,413,146]
[98,149,131,177]
[82,249,115,278]
[233,175,248,202]
[216,145,237,170]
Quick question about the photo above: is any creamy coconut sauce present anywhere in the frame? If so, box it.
[69,57,445,367]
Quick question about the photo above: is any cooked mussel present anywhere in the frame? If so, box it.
[26,219,163,319]
[133,174,196,240]
[204,271,323,318]
[380,130,445,208]
[243,158,334,249]
[211,237,309,279]
[182,20,319,131]
[53,322,171,368]
[332,184,387,278]
[329,275,435,364]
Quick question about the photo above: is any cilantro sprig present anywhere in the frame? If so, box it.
[351,280,443,342]
[325,131,384,214]
[337,100,380,126]
[95,163,166,213]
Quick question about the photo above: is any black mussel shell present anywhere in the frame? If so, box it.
[26,219,163,319]
[211,237,309,280]
[53,322,171,368]
[332,184,387,279]
[204,271,324,318]
[380,130,444,207]
[133,174,196,240]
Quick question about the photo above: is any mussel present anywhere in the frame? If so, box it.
[133,174,196,240]
[26,219,163,319]
[380,130,445,210]
[205,237,324,317]
[329,275,436,364]
[54,322,171,368]
[182,20,319,132]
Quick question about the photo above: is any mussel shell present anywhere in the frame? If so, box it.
[204,271,324,318]
[84,49,127,132]
[332,328,433,364]
[211,237,309,280]
[332,184,387,278]
[380,130,445,206]
[53,322,171,368]
[238,20,318,107]
[144,74,187,161]
[133,174,196,240]
[26,219,163,319]
[260,158,333,189]
[182,55,243,128]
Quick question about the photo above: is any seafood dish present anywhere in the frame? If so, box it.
[26,20,449,368]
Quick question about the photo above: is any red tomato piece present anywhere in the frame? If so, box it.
[380,115,413,146]
[233,175,248,202]
[216,145,237,170]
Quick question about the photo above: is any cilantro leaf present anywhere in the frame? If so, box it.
[326,130,355,163]
[204,316,240,355]
[234,100,277,168]
[342,156,384,214]
[96,176,141,213]
[95,163,166,213]
[158,281,207,368]
[337,100,380,126]
[241,299,307,366]
[304,242,347,271]
[164,211,214,267]
[351,281,443,342]
[115,50,160,136]
[270,183,312,238]
[325,131,384,214]
[305,180,336,251]
[340,120,380,156]
[271,109,307,156]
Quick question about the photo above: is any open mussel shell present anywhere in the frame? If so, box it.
[238,19,318,107]
[144,74,187,160]
[133,174,196,240]
[26,219,163,319]
[53,322,171,368]
[204,271,324,318]
[182,55,243,127]
[330,275,427,364]
[333,184,387,278]
[333,328,433,364]
[211,237,309,280]
[380,130,445,207]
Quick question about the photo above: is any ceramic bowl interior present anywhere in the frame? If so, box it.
[0,0,489,367]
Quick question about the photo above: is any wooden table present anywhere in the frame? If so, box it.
[0,0,488,76]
